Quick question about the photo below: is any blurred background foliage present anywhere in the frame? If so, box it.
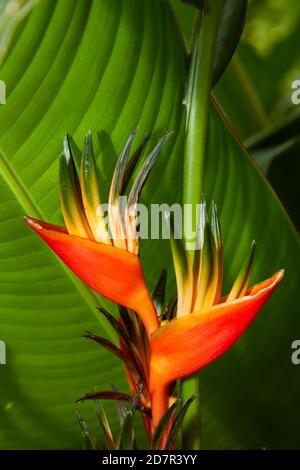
[172,0,300,230]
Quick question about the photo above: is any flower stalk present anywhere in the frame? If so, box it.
[182,0,223,449]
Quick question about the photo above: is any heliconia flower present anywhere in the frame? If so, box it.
[24,131,284,444]
[25,130,172,335]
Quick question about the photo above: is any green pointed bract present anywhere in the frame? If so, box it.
[110,130,137,204]
[108,130,137,250]
[194,200,223,310]
[60,135,93,239]
[168,212,193,317]
[127,131,173,209]
[80,131,111,244]
[126,131,173,254]
[210,201,223,303]
[194,199,213,310]
[227,240,257,302]
[121,133,150,195]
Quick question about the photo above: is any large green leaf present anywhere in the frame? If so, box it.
[213,43,272,139]
[266,140,300,232]
[0,0,186,449]
[0,0,299,450]
[246,109,300,229]
[200,102,300,449]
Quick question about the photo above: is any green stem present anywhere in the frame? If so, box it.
[181,0,222,450]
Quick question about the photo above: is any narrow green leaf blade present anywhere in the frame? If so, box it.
[166,395,196,449]
[94,400,116,450]
[212,0,247,87]
[76,410,98,450]
[116,412,134,450]
[152,400,179,450]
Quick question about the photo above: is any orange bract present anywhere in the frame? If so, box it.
[150,270,284,393]
[24,216,159,335]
